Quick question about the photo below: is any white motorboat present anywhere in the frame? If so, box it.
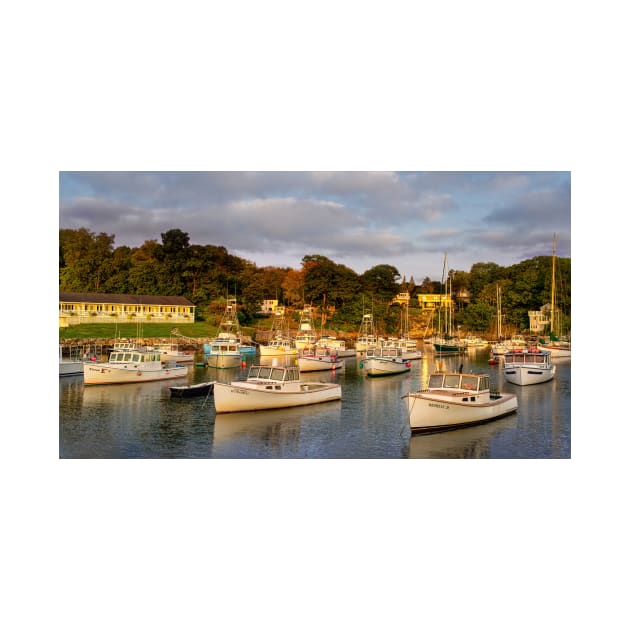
[315,335,356,357]
[83,346,188,385]
[378,337,422,361]
[298,347,344,372]
[355,312,378,353]
[403,371,518,433]
[213,364,342,413]
[259,337,297,356]
[203,298,243,369]
[259,308,297,356]
[360,347,411,377]
[503,347,556,385]
[537,339,571,358]
[59,345,84,377]
[294,305,318,350]
[152,342,195,363]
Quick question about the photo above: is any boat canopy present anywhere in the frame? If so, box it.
[110,351,161,363]
[504,350,550,364]
[247,365,300,382]
[428,372,489,392]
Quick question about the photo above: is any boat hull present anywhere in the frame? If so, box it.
[84,363,188,385]
[362,357,411,377]
[214,381,341,412]
[404,391,518,433]
[503,364,556,385]
[539,345,571,358]
[433,343,463,353]
[298,356,344,372]
[60,360,84,376]
[204,353,243,369]
[169,382,214,397]
[259,345,297,357]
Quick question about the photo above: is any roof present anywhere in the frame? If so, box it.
[59,291,195,306]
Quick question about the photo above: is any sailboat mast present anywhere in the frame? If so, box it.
[550,233,557,335]
[497,283,502,339]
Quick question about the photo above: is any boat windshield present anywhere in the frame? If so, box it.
[460,375,479,391]
[248,366,300,381]
[428,374,444,388]
[443,374,462,388]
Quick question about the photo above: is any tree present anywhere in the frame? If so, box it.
[361,264,400,299]
[59,228,115,291]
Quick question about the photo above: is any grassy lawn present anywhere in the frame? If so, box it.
[57,321,267,340]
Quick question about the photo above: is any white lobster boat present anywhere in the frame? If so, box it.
[203,298,243,369]
[315,335,356,357]
[259,308,297,356]
[153,342,195,363]
[83,347,188,385]
[59,345,84,377]
[361,347,411,377]
[403,371,518,433]
[213,364,342,413]
[503,347,555,385]
[298,347,344,372]
[355,312,378,353]
[259,338,297,356]
[294,305,318,351]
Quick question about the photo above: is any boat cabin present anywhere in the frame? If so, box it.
[504,349,551,364]
[366,346,403,359]
[112,341,144,352]
[208,342,240,354]
[247,365,300,383]
[428,372,490,392]
[109,350,162,364]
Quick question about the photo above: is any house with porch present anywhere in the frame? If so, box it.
[59,292,196,327]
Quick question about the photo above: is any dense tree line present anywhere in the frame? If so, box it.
[59,227,571,335]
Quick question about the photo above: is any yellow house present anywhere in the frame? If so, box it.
[416,294,453,310]
[260,299,279,314]
[59,292,196,327]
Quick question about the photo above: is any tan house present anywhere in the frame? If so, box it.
[528,304,551,333]
[59,292,196,327]
[391,292,411,306]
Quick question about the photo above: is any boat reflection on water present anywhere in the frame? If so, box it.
[81,379,181,407]
[406,413,518,458]
[211,400,343,458]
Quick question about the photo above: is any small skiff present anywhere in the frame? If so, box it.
[169,381,215,398]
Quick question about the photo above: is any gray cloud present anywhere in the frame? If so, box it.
[59,171,571,278]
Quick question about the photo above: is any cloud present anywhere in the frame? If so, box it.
[59,171,571,278]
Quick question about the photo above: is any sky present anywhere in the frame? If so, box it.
[59,170,570,281]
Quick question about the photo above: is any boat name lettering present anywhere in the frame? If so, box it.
[231,388,248,395]
[428,403,449,409]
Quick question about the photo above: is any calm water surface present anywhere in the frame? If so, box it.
[59,347,571,458]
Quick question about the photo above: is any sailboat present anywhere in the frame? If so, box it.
[433,254,464,354]
[490,284,510,356]
[539,234,571,358]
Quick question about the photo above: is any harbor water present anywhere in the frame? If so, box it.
[59,346,570,458]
